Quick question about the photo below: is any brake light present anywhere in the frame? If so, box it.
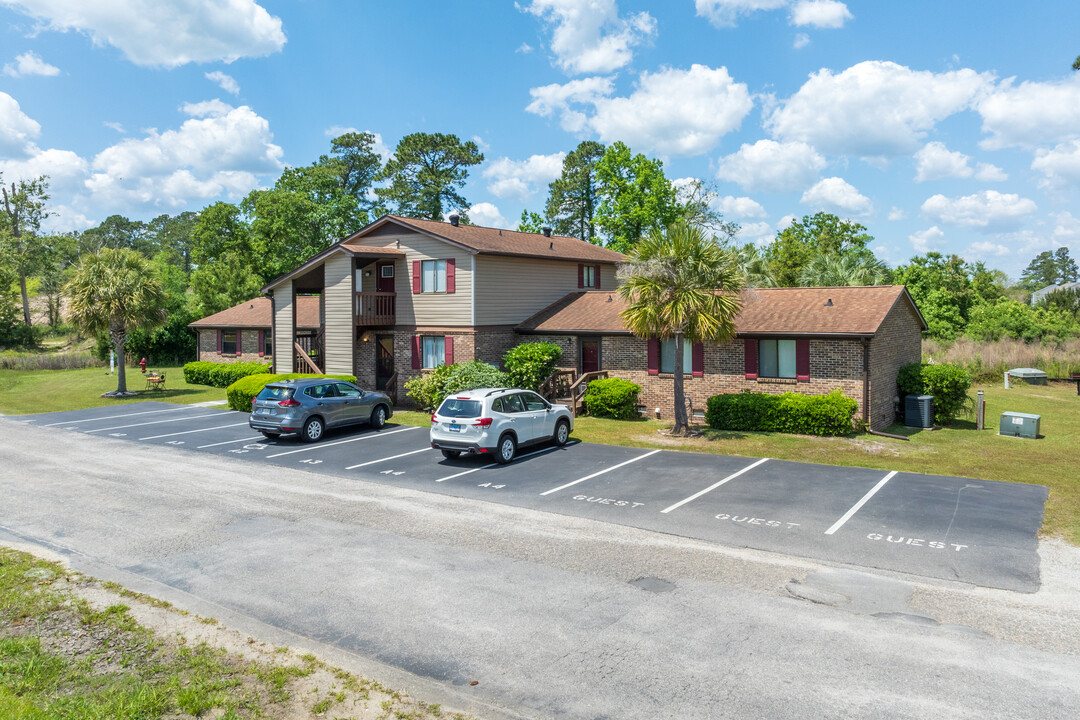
[473,418,493,427]
[430,414,437,423]
[278,398,301,407]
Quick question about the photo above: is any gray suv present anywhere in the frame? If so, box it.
[249,378,392,442]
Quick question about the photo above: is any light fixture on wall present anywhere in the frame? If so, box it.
[360,330,373,343]
[364,270,372,277]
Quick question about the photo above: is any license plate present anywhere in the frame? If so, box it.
[257,408,275,416]
[448,423,462,432]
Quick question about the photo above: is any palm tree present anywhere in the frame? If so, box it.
[798,253,890,287]
[617,221,745,435]
[66,248,168,396]
[734,243,778,288]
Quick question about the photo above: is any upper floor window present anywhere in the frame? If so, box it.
[583,265,596,288]
[759,339,796,378]
[421,259,446,293]
[659,338,693,374]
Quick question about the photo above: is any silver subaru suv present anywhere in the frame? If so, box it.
[429,387,573,463]
[249,378,392,442]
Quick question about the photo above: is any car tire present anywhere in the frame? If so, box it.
[302,416,324,443]
[370,404,387,429]
[441,449,461,460]
[496,433,516,464]
[553,419,570,446]
[260,431,280,439]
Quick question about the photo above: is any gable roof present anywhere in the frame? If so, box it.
[188,296,321,329]
[517,285,926,337]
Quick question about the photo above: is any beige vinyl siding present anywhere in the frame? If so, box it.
[273,281,294,373]
[353,232,473,326]
[474,256,618,325]
[323,253,353,374]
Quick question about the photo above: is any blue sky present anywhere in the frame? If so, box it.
[1,0,1078,278]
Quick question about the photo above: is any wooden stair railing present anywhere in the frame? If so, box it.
[539,369,575,401]
[385,371,398,405]
[565,370,608,416]
[294,342,321,374]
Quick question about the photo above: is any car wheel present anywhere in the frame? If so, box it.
[370,404,387,429]
[553,419,570,446]
[302,417,324,443]
[441,449,461,459]
[496,434,516,464]
[260,431,280,439]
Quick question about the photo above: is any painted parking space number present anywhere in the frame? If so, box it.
[299,458,323,465]
[166,440,184,445]
[380,469,404,476]
[715,513,800,529]
[478,482,505,489]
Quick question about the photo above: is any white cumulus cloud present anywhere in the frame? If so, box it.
[0,91,41,156]
[717,195,768,219]
[887,206,906,221]
[522,0,656,75]
[483,152,566,201]
[205,71,239,95]
[468,202,510,229]
[914,141,972,182]
[909,226,944,253]
[977,75,1080,150]
[3,51,60,77]
[792,32,810,49]
[1031,140,1080,190]
[1,0,286,68]
[966,241,1010,258]
[526,76,615,133]
[974,163,1007,182]
[694,0,787,28]
[789,0,852,28]
[766,61,995,157]
[920,190,1037,229]
[800,176,872,216]
[715,139,826,193]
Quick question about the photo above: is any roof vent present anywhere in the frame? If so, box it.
[825,298,833,307]
[549,241,553,250]
[448,213,460,227]
[606,295,612,302]
[542,225,552,237]
[249,304,254,309]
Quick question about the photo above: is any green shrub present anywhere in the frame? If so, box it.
[583,378,641,419]
[705,389,858,436]
[225,373,357,411]
[897,362,972,425]
[503,342,563,391]
[403,361,510,411]
[184,360,272,388]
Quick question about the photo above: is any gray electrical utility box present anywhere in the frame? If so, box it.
[1000,411,1040,439]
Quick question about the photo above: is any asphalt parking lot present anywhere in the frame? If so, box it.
[11,401,1048,592]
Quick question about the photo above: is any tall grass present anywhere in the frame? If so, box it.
[0,351,104,371]
[923,337,1080,381]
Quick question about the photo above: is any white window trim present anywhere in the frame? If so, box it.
[421,259,447,293]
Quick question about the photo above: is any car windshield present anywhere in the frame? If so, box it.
[256,386,292,401]
[437,398,482,418]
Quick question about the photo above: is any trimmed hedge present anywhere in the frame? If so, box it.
[583,378,641,420]
[184,360,272,388]
[897,362,972,425]
[705,389,858,436]
[503,342,563,391]
[225,373,357,411]
[403,361,510,411]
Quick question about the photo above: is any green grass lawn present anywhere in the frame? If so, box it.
[0,366,226,415]
[395,381,1080,543]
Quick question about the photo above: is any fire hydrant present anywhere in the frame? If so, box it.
[139,357,147,374]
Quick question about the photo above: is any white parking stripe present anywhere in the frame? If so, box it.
[540,449,662,496]
[39,405,200,427]
[139,422,249,440]
[433,443,578,482]
[265,426,418,458]
[84,413,227,433]
[197,435,267,449]
[346,448,431,469]
[660,457,770,514]
[824,471,897,536]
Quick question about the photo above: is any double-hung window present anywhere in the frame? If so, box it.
[659,338,693,374]
[582,265,596,288]
[758,339,796,378]
[421,259,447,293]
[264,334,273,357]
[422,336,445,369]
[222,330,237,355]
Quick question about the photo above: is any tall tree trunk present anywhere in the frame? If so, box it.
[672,332,689,435]
[112,330,128,395]
[19,269,31,325]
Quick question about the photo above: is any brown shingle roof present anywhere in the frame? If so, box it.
[188,296,321,329]
[518,285,925,336]
[362,215,625,264]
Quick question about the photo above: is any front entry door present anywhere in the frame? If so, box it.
[581,339,600,374]
[376,262,395,292]
[375,335,394,390]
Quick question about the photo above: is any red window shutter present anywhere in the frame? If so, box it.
[446,258,455,293]
[258,330,265,357]
[796,338,810,382]
[412,260,422,294]
[692,342,704,377]
[216,330,222,355]
[578,263,584,289]
[594,265,601,290]
[235,330,242,356]
[744,339,758,379]
[411,335,421,369]
[647,338,660,375]
[444,336,454,365]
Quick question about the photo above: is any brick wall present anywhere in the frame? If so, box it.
[391,326,517,407]
[196,328,271,365]
[868,299,924,430]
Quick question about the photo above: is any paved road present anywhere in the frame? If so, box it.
[2,416,1078,719]
[13,402,1048,591]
